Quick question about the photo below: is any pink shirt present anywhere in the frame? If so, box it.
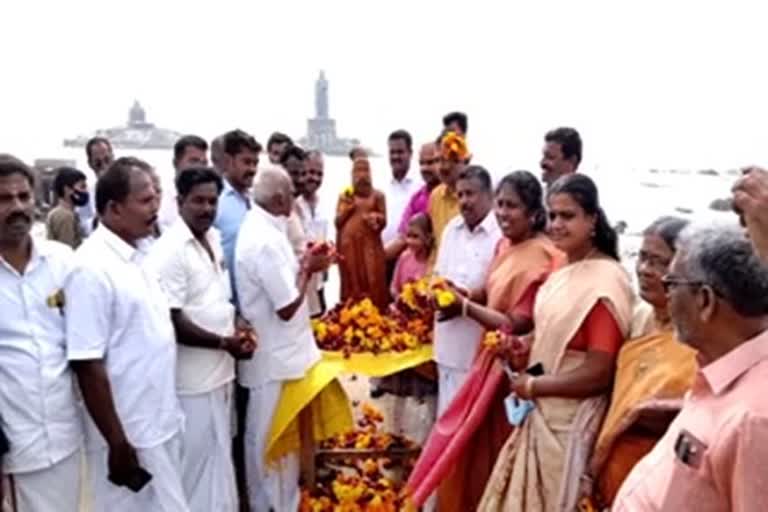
[397,185,431,236]
[390,248,429,297]
[614,329,768,512]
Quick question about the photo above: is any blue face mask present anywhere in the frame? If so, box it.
[504,394,535,426]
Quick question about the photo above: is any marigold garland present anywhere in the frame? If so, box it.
[440,130,469,161]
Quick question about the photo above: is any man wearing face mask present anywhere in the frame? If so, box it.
[46,167,89,249]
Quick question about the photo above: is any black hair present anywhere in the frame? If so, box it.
[222,129,262,157]
[175,166,223,198]
[173,135,208,163]
[95,156,152,215]
[52,167,87,198]
[544,127,582,165]
[388,130,413,152]
[279,145,307,165]
[267,132,293,150]
[497,170,547,232]
[408,211,433,236]
[85,137,112,160]
[0,154,34,186]
[442,112,468,134]
[643,216,690,252]
[457,165,493,193]
[548,173,619,260]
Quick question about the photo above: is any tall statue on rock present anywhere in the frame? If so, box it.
[315,71,329,120]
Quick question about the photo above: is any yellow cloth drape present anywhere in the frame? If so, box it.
[267,347,433,463]
[267,359,352,464]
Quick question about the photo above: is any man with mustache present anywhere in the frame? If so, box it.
[383,130,421,284]
[296,150,329,316]
[78,137,114,235]
[213,129,262,303]
[157,135,209,233]
[46,166,89,248]
[0,154,84,511]
[148,166,256,512]
[65,157,189,511]
[540,127,582,187]
[428,131,468,250]
[433,166,500,413]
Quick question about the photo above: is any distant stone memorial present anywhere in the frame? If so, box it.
[63,101,182,150]
[299,71,368,156]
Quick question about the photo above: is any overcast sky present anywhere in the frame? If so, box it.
[2,0,766,170]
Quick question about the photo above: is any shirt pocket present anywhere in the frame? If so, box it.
[658,456,719,510]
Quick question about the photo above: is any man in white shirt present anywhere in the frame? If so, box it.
[234,166,330,512]
[148,167,256,512]
[382,130,421,278]
[433,165,501,414]
[0,154,83,511]
[77,137,114,235]
[296,150,329,316]
[65,156,189,511]
[156,135,209,233]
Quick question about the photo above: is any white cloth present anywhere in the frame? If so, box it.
[0,239,82,474]
[380,175,421,245]
[179,384,237,512]
[87,435,190,512]
[295,195,329,315]
[2,449,81,512]
[147,220,236,395]
[244,380,300,512]
[65,226,184,450]
[437,364,470,416]
[156,168,180,234]
[75,168,97,236]
[234,204,321,388]
[433,212,501,371]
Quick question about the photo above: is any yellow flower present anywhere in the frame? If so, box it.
[483,330,500,348]
[436,290,456,307]
[342,186,354,197]
[440,131,469,161]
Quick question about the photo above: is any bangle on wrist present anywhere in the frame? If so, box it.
[525,376,536,398]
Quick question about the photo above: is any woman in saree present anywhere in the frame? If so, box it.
[335,157,389,310]
[407,171,566,511]
[580,216,698,509]
[478,173,635,512]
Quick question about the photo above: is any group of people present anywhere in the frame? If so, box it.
[1,106,768,512]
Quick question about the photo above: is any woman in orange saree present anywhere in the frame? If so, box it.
[478,174,635,512]
[335,158,389,310]
[406,171,565,511]
[581,216,698,509]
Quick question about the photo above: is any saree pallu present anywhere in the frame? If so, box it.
[407,236,565,510]
[479,258,634,512]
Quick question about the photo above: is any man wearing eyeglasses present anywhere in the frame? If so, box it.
[614,224,768,511]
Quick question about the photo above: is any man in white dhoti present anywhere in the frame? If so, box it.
[433,166,501,414]
[235,166,330,512]
[148,166,256,512]
[0,155,83,512]
[65,157,189,511]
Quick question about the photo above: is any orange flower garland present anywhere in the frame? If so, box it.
[301,404,418,512]
[440,130,469,162]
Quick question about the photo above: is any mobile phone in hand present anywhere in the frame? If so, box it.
[109,467,153,493]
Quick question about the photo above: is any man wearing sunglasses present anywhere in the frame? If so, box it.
[614,224,768,511]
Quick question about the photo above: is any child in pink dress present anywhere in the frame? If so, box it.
[390,213,433,297]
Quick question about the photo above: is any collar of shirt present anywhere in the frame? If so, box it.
[251,202,288,233]
[0,238,60,276]
[453,210,497,235]
[222,177,250,205]
[95,225,141,263]
[700,329,768,395]
[390,174,414,187]
[165,216,217,247]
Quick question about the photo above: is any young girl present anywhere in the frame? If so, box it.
[390,213,434,297]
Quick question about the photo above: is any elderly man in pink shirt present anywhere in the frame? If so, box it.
[614,224,768,511]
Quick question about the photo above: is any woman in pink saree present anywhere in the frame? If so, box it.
[407,171,565,511]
